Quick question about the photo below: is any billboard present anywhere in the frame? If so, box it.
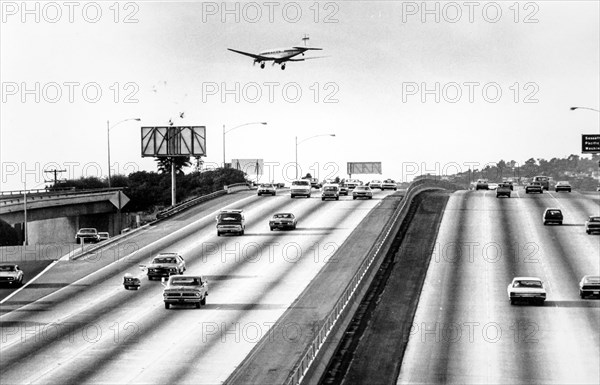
[141,126,206,157]
[347,162,382,175]
[582,134,600,154]
[231,159,264,176]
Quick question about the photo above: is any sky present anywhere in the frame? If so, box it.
[1,1,599,191]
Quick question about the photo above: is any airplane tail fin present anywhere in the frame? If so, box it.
[302,34,310,46]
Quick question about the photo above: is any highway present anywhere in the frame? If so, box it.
[0,188,395,385]
[397,188,600,384]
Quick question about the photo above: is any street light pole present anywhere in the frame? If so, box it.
[222,122,267,168]
[295,133,336,179]
[107,117,141,187]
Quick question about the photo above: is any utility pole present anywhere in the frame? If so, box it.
[44,169,66,185]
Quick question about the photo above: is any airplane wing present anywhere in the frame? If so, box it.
[287,56,327,62]
[227,48,270,61]
[292,47,323,51]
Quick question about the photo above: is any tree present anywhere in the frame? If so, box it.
[0,219,19,246]
[155,156,192,175]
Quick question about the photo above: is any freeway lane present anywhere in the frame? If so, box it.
[0,188,395,385]
[397,189,600,384]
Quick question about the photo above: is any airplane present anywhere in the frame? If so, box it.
[228,35,323,70]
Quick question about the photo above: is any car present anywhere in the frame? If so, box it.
[475,179,489,190]
[554,181,572,192]
[502,180,514,190]
[338,183,349,196]
[532,175,550,190]
[123,273,141,290]
[496,183,511,198]
[321,184,340,201]
[303,177,321,189]
[579,275,600,298]
[585,216,600,234]
[353,185,373,200]
[290,179,311,198]
[507,277,546,305]
[146,252,186,280]
[488,183,499,190]
[98,232,110,241]
[216,209,245,236]
[257,183,276,196]
[163,275,208,309]
[525,182,543,194]
[269,213,297,230]
[381,179,397,191]
[0,264,24,286]
[369,180,383,189]
[345,179,361,190]
[543,208,563,225]
[75,227,100,243]
[274,182,286,189]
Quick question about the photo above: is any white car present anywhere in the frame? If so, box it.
[290,180,311,198]
[257,183,276,196]
[369,180,383,189]
[381,179,397,191]
[507,277,546,305]
[0,264,24,286]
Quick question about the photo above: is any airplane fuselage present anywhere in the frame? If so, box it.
[257,48,305,61]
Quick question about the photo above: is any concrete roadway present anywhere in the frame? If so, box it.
[397,188,600,384]
[0,188,395,385]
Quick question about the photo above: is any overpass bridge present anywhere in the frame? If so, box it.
[0,188,130,244]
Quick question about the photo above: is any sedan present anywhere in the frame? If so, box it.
[554,181,572,192]
[338,184,349,196]
[525,182,543,194]
[0,264,24,286]
[507,277,546,305]
[257,183,276,196]
[381,179,397,191]
[543,208,563,225]
[353,186,373,200]
[579,275,600,298]
[369,180,383,189]
[269,213,297,230]
[145,253,186,280]
[585,216,600,234]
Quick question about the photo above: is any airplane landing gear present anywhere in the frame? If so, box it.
[281,64,286,70]
[260,62,265,69]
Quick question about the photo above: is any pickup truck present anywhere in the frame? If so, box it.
[496,183,511,198]
[163,275,208,309]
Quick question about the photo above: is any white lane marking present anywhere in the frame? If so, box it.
[0,193,257,320]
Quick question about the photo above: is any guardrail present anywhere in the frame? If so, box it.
[0,187,124,206]
[225,182,252,194]
[156,190,227,220]
[284,179,459,385]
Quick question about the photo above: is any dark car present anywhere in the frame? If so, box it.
[475,179,489,190]
[579,275,600,298]
[269,213,297,231]
[496,183,512,198]
[585,216,600,234]
[338,183,349,196]
[543,208,563,225]
[216,209,245,236]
